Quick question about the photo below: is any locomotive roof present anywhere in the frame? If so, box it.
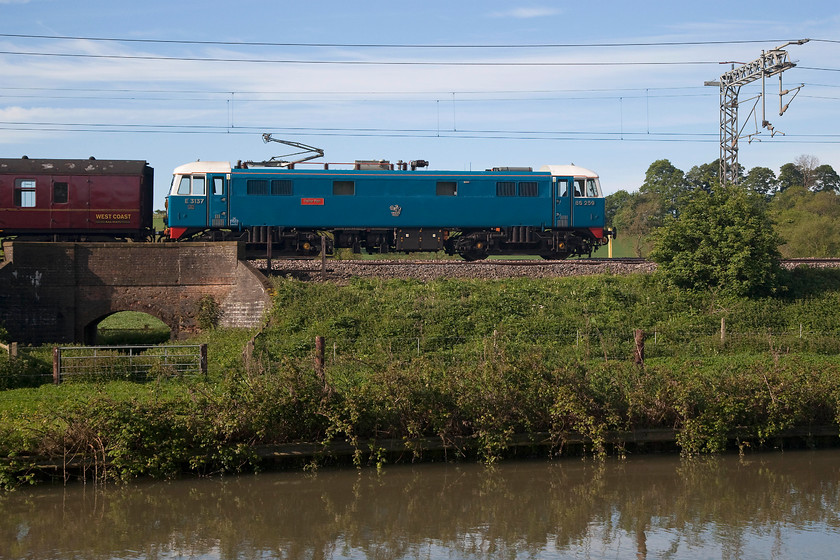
[173,161,232,174]
[173,161,599,178]
[539,164,598,178]
[0,158,151,175]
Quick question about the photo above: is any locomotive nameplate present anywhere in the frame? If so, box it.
[301,198,324,206]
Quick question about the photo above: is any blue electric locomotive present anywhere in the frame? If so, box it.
[166,158,613,260]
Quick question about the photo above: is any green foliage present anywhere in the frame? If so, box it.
[6,273,840,488]
[196,296,222,331]
[778,163,804,192]
[650,184,782,297]
[742,166,778,199]
[769,187,840,257]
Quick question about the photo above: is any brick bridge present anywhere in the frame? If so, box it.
[0,242,272,344]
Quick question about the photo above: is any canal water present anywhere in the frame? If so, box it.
[1,449,838,559]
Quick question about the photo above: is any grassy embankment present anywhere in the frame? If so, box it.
[2,266,840,488]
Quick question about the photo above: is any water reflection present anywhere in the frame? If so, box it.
[1,450,839,559]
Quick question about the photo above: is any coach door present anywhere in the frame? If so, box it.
[553,177,572,228]
[207,174,229,227]
[49,175,71,231]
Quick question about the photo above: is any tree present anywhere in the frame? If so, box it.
[639,159,688,218]
[650,185,782,297]
[794,154,820,190]
[813,164,840,193]
[604,189,632,227]
[612,192,660,257]
[777,163,804,192]
[769,187,840,257]
[742,166,778,199]
[685,160,720,192]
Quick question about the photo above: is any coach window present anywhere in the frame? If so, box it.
[53,182,69,204]
[436,181,457,196]
[14,179,36,207]
[333,180,355,195]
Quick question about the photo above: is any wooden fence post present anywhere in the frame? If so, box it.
[200,344,208,380]
[315,336,325,382]
[52,347,61,384]
[721,317,726,344]
[633,329,645,365]
[9,342,17,359]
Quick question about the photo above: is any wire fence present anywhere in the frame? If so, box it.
[53,345,208,383]
[259,323,840,364]
[2,322,840,399]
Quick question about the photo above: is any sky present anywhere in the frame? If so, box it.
[1,0,839,209]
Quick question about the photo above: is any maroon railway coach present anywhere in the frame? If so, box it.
[0,157,154,241]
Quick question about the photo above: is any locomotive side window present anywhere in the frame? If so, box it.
[496,181,516,197]
[333,180,355,196]
[213,177,224,195]
[519,181,538,197]
[573,179,584,197]
[436,181,457,196]
[558,180,568,197]
[53,182,69,204]
[271,180,292,196]
[14,179,36,207]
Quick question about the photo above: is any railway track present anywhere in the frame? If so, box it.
[252,256,656,282]
[250,256,840,282]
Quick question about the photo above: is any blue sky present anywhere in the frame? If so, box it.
[1,0,839,209]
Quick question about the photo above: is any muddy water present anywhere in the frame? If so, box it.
[2,450,839,559]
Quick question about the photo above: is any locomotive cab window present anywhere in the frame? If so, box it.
[193,176,205,196]
[573,179,584,197]
[436,181,457,196]
[333,180,355,196]
[213,177,224,195]
[586,178,600,197]
[177,176,191,195]
[176,175,206,195]
[53,182,68,204]
[14,179,36,207]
